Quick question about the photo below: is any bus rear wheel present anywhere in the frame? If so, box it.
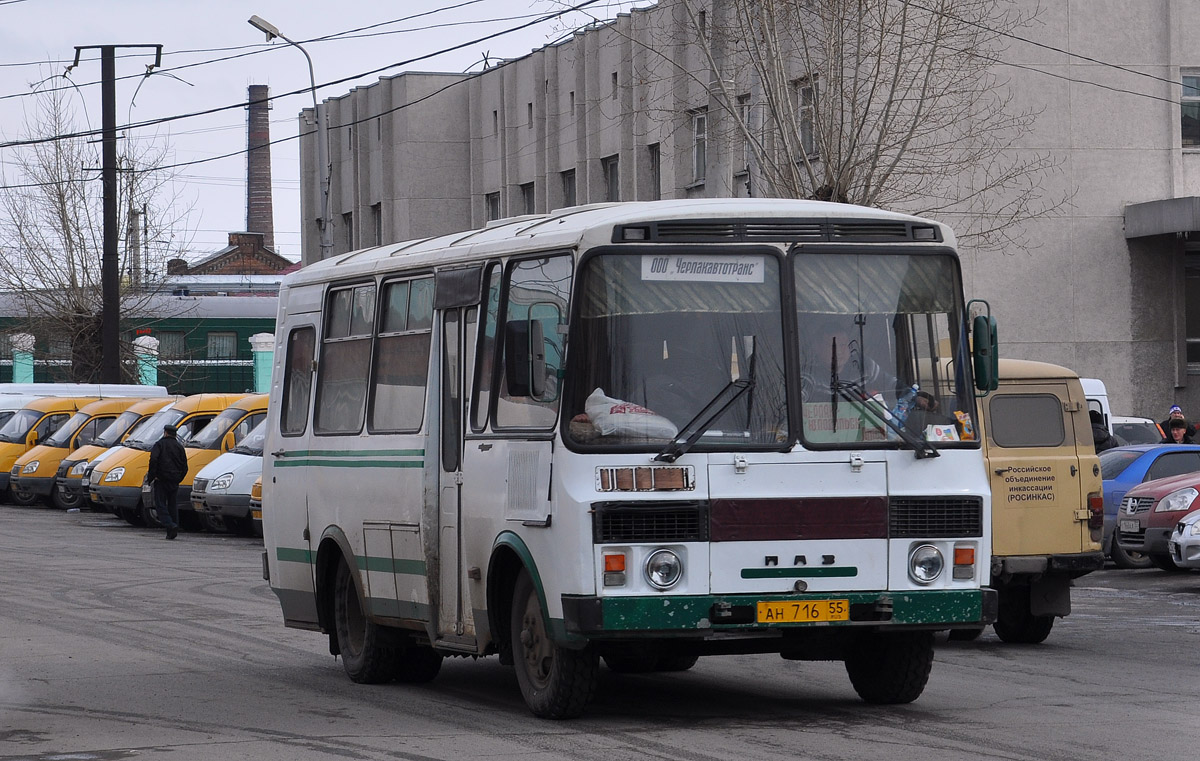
[510,568,598,719]
[993,585,1054,644]
[334,558,395,684]
[844,631,934,704]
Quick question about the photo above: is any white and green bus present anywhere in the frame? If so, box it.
[262,199,999,719]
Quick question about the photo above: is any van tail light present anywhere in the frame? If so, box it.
[1087,492,1104,530]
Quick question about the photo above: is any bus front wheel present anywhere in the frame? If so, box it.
[334,559,395,684]
[844,631,934,704]
[510,569,598,719]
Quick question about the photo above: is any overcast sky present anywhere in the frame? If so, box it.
[0,0,637,263]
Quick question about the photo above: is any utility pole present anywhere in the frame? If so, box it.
[71,44,161,383]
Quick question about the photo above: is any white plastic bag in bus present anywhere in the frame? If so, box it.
[585,388,679,439]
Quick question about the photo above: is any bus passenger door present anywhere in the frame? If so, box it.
[437,307,471,641]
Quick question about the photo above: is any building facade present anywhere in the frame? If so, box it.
[299,0,1200,418]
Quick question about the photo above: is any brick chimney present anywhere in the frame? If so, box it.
[246,84,274,251]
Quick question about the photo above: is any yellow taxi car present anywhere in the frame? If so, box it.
[10,397,147,508]
[0,396,98,505]
[89,393,247,526]
[52,396,178,510]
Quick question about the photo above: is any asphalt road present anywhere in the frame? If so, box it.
[2,507,1198,761]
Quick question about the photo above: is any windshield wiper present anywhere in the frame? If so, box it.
[654,377,755,463]
[831,380,939,459]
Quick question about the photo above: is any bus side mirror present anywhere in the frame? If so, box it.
[504,319,546,398]
[222,431,237,452]
[27,431,37,447]
[972,314,999,392]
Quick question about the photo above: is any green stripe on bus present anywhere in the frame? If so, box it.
[276,449,424,458]
[275,459,423,468]
[361,555,427,576]
[741,567,858,579]
[276,547,314,564]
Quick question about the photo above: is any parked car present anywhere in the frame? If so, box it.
[1099,445,1200,567]
[1168,511,1200,569]
[1114,471,1200,571]
[1112,416,1162,445]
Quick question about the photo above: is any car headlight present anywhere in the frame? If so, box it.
[70,460,89,476]
[643,548,683,590]
[209,473,234,492]
[103,467,125,483]
[1156,487,1198,512]
[909,544,944,584]
[22,461,39,474]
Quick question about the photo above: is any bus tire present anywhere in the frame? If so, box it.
[655,653,699,672]
[603,653,658,673]
[393,647,443,683]
[946,627,985,642]
[121,503,145,526]
[845,631,933,704]
[510,568,598,719]
[993,585,1054,644]
[334,558,395,684]
[8,487,39,506]
[142,500,161,528]
[52,485,81,511]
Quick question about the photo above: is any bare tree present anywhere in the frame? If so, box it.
[0,80,196,381]
[546,0,1067,253]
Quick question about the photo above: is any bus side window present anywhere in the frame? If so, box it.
[315,283,376,435]
[496,255,572,429]
[471,264,501,432]
[281,327,316,436]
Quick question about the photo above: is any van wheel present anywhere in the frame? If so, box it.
[510,568,598,719]
[845,631,934,704]
[334,558,395,684]
[52,486,81,511]
[121,503,145,526]
[141,500,161,528]
[1110,538,1152,569]
[993,585,1054,644]
[8,487,39,506]
[1148,553,1183,572]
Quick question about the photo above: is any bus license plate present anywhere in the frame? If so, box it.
[757,600,849,624]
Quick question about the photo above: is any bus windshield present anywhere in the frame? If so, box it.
[231,419,267,456]
[43,411,90,448]
[188,407,246,450]
[0,409,41,443]
[565,250,976,451]
[93,410,143,448]
[125,408,186,450]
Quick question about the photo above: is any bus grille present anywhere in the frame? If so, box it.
[890,496,983,538]
[593,501,708,543]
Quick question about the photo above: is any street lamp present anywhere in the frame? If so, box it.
[248,15,332,261]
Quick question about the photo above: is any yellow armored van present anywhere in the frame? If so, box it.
[970,359,1105,643]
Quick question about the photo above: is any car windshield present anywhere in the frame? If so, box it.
[93,410,143,448]
[43,411,91,448]
[1100,448,1144,480]
[124,408,186,450]
[231,419,267,455]
[1114,421,1161,445]
[188,406,246,450]
[0,409,41,443]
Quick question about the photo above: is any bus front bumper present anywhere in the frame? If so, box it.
[201,492,253,520]
[90,484,142,511]
[562,588,997,636]
[10,474,54,497]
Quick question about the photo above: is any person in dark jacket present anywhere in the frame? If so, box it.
[1160,417,1195,445]
[1091,410,1119,453]
[147,424,189,540]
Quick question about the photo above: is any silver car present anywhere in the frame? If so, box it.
[1168,511,1200,569]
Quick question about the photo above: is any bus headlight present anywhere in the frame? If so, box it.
[908,544,944,585]
[22,461,39,474]
[103,467,125,483]
[644,549,682,590]
[70,460,90,476]
[209,473,234,492]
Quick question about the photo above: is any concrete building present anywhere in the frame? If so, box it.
[299,0,1200,417]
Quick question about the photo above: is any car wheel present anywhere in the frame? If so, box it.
[1148,553,1184,572]
[510,568,598,718]
[844,631,934,704]
[1110,537,1152,569]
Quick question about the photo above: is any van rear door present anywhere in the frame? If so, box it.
[984,382,1090,557]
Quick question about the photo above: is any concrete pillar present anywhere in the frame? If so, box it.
[132,335,160,387]
[11,333,34,383]
[249,333,275,394]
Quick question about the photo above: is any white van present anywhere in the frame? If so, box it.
[1080,377,1112,433]
[190,419,265,535]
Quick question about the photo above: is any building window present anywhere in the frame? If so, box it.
[371,203,382,247]
[692,110,707,182]
[157,331,185,358]
[737,94,753,173]
[0,334,10,359]
[796,79,818,158]
[569,91,575,115]
[561,169,576,208]
[698,10,707,37]
[602,155,620,202]
[611,72,618,100]
[1184,73,1200,148]
[492,110,499,136]
[527,102,534,128]
[486,192,501,221]
[342,211,354,251]
[647,143,661,201]
[1185,252,1200,372]
[207,332,238,359]
[521,182,536,215]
